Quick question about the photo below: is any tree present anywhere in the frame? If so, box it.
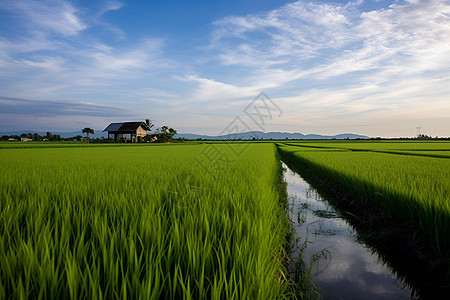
[33,133,42,141]
[145,119,154,131]
[82,127,95,143]
[168,128,177,136]
[46,132,53,141]
[155,126,177,143]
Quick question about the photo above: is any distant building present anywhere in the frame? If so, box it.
[20,137,33,142]
[8,138,18,141]
[103,121,151,143]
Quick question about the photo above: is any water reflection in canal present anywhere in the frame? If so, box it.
[282,162,413,299]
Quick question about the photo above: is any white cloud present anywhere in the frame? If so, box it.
[0,1,173,113]
[1,0,449,136]
[211,0,450,81]
[99,0,124,15]
[79,38,169,78]
[1,0,86,36]
[200,0,450,136]
[0,35,169,94]
[212,1,357,68]
[15,56,66,72]
[179,75,258,102]
[270,73,450,136]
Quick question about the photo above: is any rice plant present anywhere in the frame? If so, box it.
[277,143,450,252]
[0,143,293,299]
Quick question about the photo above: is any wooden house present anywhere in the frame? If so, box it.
[103,122,151,143]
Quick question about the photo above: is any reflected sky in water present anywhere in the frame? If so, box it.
[283,162,412,299]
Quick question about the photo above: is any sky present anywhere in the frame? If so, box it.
[0,0,449,138]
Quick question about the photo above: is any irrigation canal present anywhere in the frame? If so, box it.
[282,162,414,299]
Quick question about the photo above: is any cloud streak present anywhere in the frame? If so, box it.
[197,0,450,136]
[1,0,86,36]
[0,0,449,136]
[211,0,450,80]
[0,96,131,117]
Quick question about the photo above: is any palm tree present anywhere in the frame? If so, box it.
[82,127,95,143]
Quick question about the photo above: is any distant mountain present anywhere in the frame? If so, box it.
[175,131,370,140]
[1,130,370,140]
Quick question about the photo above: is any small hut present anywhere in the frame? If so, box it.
[103,121,151,143]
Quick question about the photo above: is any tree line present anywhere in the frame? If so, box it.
[2,124,178,143]
[1,132,83,142]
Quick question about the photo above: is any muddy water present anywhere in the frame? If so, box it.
[283,162,413,299]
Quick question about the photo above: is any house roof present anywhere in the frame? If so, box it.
[103,123,123,132]
[103,122,151,132]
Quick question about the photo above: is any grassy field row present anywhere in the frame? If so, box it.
[277,143,450,255]
[0,143,293,299]
[0,142,205,149]
[284,140,450,151]
[283,141,450,159]
[375,150,450,159]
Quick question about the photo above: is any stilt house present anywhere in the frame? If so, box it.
[103,121,151,143]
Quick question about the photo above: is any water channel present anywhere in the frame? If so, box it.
[282,162,414,299]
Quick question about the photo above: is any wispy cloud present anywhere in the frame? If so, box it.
[86,39,169,74]
[0,96,131,117]
[271,74,450,136]
[0,1,449,136]
[98,0,124,16]
[211,0,450,81]
[179,75,258,102]
[201,0,450,137]
[1,0,86,36]
[211,1,357,68]
[0,0,169,88]
[1,36,169,96]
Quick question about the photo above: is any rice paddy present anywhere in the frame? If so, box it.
[277,140,450,297]
[0,143,292,299]
[2,139,450,298]
[277,141,450,253]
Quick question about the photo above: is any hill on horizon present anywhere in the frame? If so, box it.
[1,130,370,140]
[174,131,370,140]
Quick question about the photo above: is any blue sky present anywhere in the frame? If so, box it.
[0,0,449,137]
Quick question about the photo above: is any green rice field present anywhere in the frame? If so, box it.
[284,140,450,151]
[2,140,450,298]
[0,143,292,299]
[277,141,450,254]
[283,140,450,159]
